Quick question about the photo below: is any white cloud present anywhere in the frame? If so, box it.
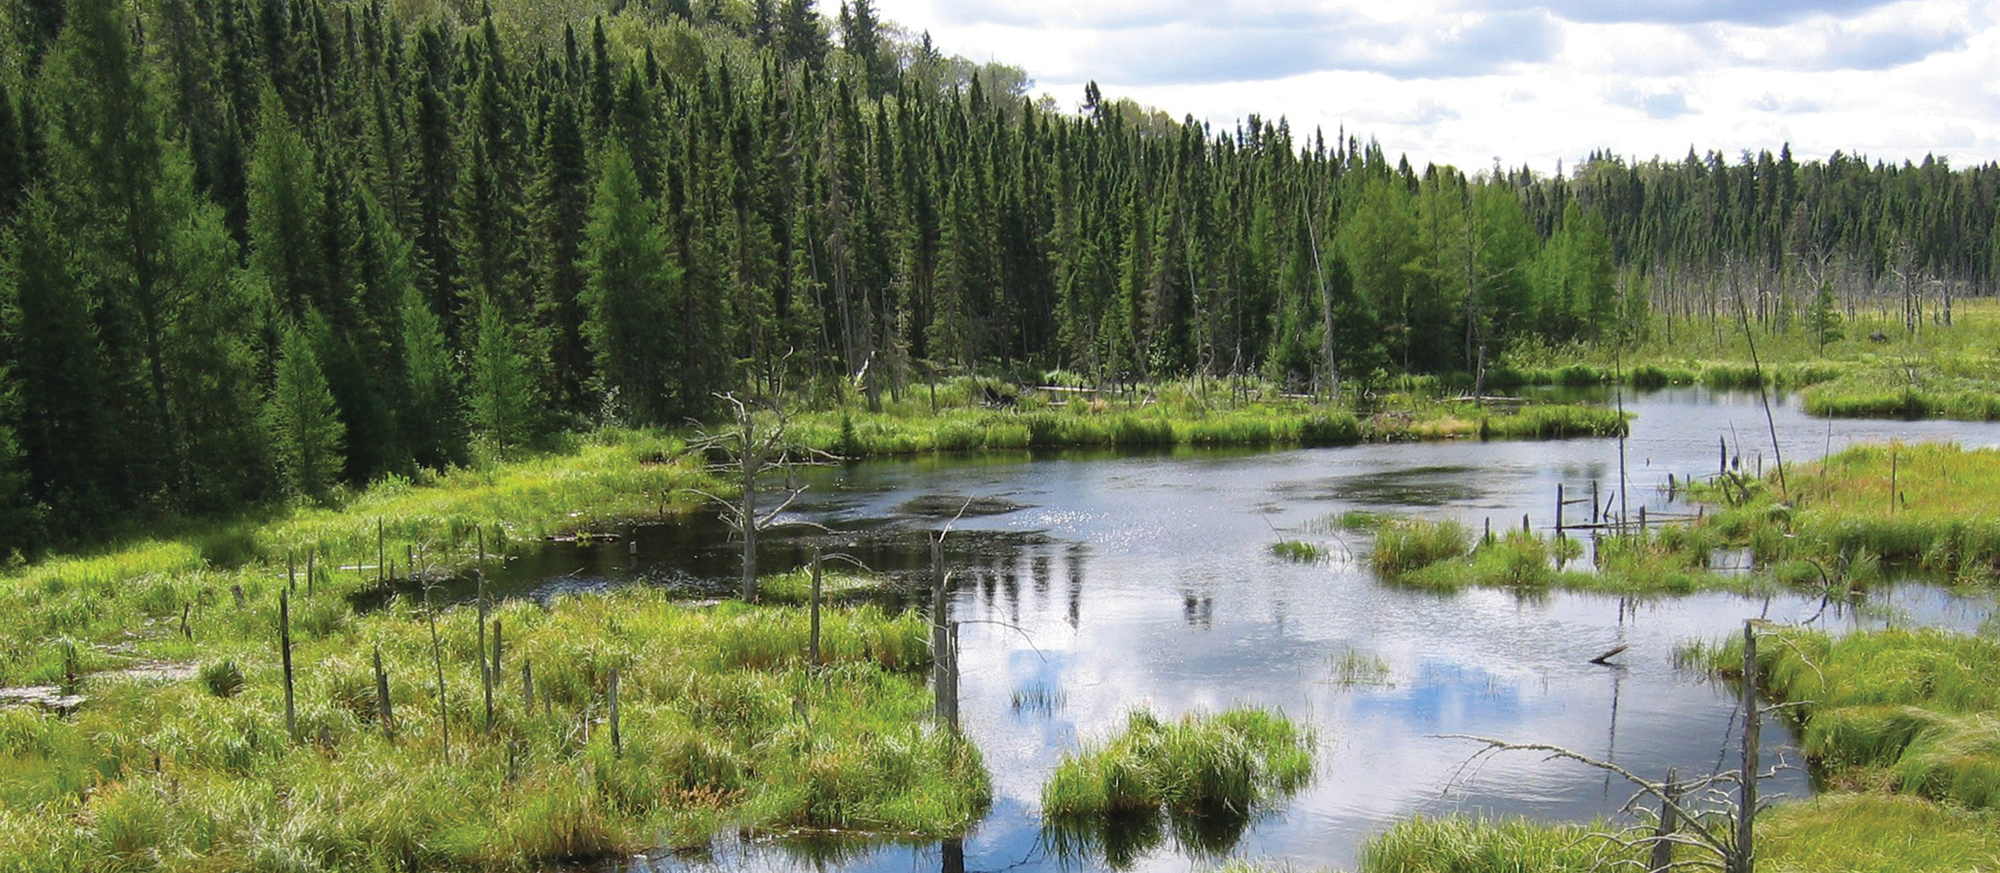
[868,0,2000,173]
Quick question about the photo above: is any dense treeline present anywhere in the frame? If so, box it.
[0,0,1994,553]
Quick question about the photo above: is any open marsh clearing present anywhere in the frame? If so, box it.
[497,388,2000,873]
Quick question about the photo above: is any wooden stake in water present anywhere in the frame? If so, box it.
[1734,621,1759,873]
[931,536,956,730]
[1651,769,1679,873]
[377,518,385,583]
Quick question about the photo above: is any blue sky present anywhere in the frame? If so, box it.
[871,0,2000,173]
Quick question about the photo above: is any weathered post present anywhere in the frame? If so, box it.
[478,531,492,735]
[377,518,386,583]
[490,617,503,729]
[306,549,316,597]
[281,591,296,741]
[1651,769,1680,873]
[809,549,824,665]
[1555,484,1565,534]
[374,645,395,739]
[608,667,622,756]
[1734,621,1759,873]
[931,536,955,730]
[521,659,534,711]
[426,588,448,761]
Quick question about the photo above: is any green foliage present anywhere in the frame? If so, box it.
[1694,626,2000,810]
[467,297,540,451]
[265,321,346,502]
[1041,707,1314,819]
[1371,518,1470,578]
[199,660,245,698]
[1357,816,1638,873]
[581,144,681,425]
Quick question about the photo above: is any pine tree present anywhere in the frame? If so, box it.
[779,0,827,71]
[3,191,115,531]
[266,319,345,502]
[530,92,593,416]
[247,88,328,322]
[400,282,464,469]
[581,144,681,425]
[467,295,538,451]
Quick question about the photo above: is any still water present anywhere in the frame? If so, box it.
[520,388,2000,873]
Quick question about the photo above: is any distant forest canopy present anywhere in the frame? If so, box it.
[0,0,1996,550]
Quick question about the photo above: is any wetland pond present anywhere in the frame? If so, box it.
[488,388,2000,873]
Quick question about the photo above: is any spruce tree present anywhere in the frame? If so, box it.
[581,144,680,425]
[266,319,345,502]
[467,294,537,451]
[247,88,328,321]
[3,191,115,531]
[400,283,464,469]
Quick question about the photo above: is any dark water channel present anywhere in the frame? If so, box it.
[523,388,2000,873]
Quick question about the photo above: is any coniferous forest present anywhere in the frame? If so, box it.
[3,0,1999,554]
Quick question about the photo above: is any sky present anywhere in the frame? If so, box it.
[867,0,2000,174]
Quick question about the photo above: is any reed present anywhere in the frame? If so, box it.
[0,583,987,871]
[1356,816,1639,872]
[1690,626,2000,810]
[1370,519,1470,578]
[1040,707,1314,819]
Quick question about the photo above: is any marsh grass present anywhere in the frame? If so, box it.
[1041,708,1314,818]
[1757,792,2000,872]
[1692,626,2000,811]
[0,587,985,871]
[1370,519,1470,578]
[787,380,1624,460]
[1356,816,1641,873]
[1330,647,1392,687]
[1707,442,2000,579]
[1346,794,2000,873]
[1270,540,1327,562]
[0,429,709,687]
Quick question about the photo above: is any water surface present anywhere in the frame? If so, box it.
[548,388,2000,873]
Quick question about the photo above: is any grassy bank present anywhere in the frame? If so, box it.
[0,589,987,872]
[787,386,1625,459]
[0,427,993,871]
[1493,298,2000,421]
[1689,625,2000,810]
[0,429,711,689]
[1344,793,2000,873]
[1361,441,2000,595]
[1704,442,2000,579]
[1804,371,2000,420]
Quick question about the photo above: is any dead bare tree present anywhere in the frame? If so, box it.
[1439,622,1798,873]
[689,393,825,601]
